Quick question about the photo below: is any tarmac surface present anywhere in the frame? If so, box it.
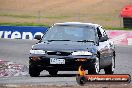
[0,39,132,86]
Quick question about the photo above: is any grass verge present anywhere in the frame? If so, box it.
[0,22,49,27]
[105,26,132,30]
[0,13,70,19]
[0,22,132,30]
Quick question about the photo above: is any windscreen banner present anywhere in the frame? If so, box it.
[0,26,47,40]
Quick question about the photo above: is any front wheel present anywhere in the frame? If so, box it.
[88,57,100,74]
[104,56,115,74]
[48,70,58,76]
[29,65,41,77]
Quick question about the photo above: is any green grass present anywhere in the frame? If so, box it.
[105,26,132,30]
[0,14,36,18]
[0,22,132,30]
[0,22,49,27]
[42,15,71,19]
[0,13,70,19]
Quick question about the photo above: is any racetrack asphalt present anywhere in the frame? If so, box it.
[0,39,132,87]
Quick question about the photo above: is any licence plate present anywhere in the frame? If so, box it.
[50,58,65,64]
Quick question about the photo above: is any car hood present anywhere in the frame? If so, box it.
[32,41,97,53]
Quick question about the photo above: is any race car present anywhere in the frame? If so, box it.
[29,22,115,77]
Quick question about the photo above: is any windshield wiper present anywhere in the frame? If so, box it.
[47,40,71,42]
[76,40,95,43]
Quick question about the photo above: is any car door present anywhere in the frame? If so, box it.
[97,26,112,68]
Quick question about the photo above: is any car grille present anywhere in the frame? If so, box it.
[47,51,71,56]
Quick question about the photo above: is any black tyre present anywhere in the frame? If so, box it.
[76,76,86,86]
[104,56,115,74]
[48,70,58,76]
[29,65,41,77]
[88,57,100,74]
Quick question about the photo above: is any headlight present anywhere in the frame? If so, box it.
[30,50,46,54]
[72,51,92,56]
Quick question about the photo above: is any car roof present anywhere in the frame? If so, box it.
[54,22,101,28]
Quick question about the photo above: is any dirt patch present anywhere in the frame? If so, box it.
[0,0,132,27]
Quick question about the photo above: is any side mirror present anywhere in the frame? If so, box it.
[99,36,108,42]
[34,35,41,40]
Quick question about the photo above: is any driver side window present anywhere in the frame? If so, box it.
[97,27,102,39]
[97,26,108,42]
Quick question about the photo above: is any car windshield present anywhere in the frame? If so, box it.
[42,25,96,42]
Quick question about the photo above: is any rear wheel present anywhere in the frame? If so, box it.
[88,57,100,74]
[29,65,41,77]
[48,70,58,76]
[104,56,115,74]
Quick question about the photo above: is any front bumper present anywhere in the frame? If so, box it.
[29,54,97,71]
